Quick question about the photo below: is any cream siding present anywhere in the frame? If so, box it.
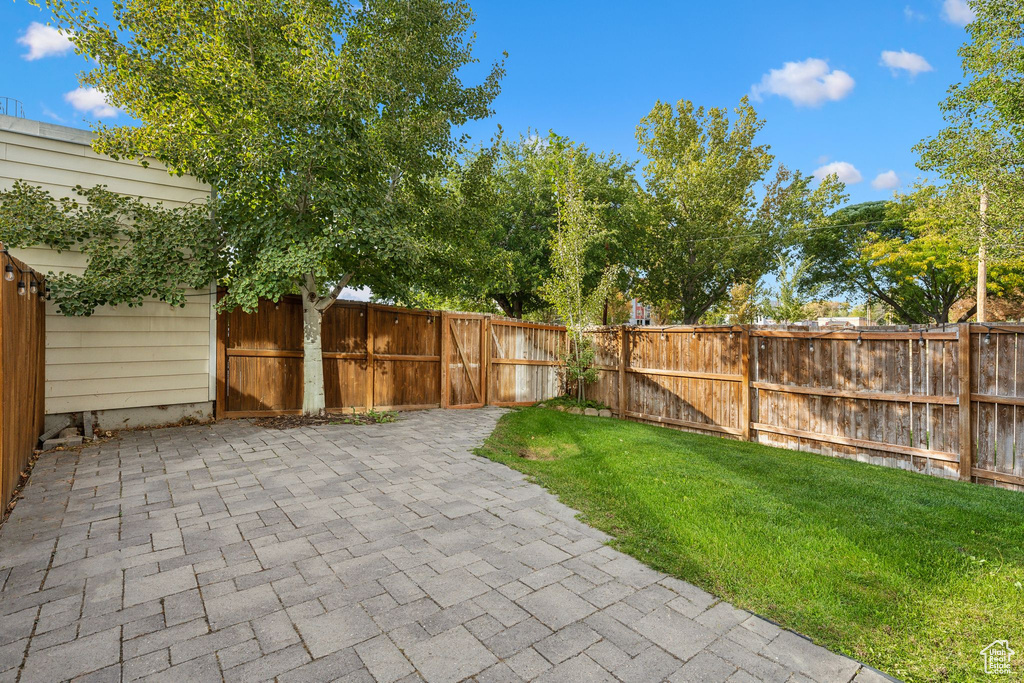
[0,115,215,415]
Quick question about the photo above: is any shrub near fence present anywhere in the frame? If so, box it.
[0,246,45,510]
[216,297,1024,491]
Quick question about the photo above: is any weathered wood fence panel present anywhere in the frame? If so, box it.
[622,327,747,438]
[370,305,442,411]
[218,297,446,417]
[750,328,962,480]
[588,328,621,413]
[221,296,304,415]
[488,320,564,406]
[0,247,45,509]
[970,325,1024,488]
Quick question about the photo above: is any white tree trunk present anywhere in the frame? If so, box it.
[301,282,327,416]
[299,273,351,417]
[977,185,989,323]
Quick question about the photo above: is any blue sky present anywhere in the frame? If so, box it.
[2,0,975,205]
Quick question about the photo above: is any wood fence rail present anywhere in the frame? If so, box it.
[0,246,46,510]
[215,298,1024,492]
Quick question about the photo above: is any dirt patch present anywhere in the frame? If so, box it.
[517,442,580,460]
[250,411,397,429]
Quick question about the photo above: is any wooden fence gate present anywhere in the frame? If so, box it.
[442,312,486,408]
[0,246,45,510]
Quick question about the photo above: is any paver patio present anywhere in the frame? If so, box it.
[0,408,889,682]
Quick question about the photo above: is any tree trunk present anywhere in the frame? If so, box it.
[301,283,327,416]
[977,185,989,323]
[300,273,351,416]
[492,294,514,318]
[957,303,978,323]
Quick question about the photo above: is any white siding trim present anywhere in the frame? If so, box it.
[209,282,218,401]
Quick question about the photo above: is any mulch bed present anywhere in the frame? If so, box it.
[249,412,396,429]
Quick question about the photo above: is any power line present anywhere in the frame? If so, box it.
[654,218,1023,246]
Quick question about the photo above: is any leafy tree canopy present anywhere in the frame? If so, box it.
[386,131,639,319]
[626,97,843,324]
[915,0,1024,254]
[767,253,818,324]
[798,191,1024,324]
[701,281,769,325]
[541,149,616,400]
[44,0,503,313]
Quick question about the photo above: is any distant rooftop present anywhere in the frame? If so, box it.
[0,98,25,119]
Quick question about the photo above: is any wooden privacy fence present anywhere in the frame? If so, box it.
[216,298,1024,491]
[216,297,528,417]
[0,247,46,510]
[585,324,1024,491]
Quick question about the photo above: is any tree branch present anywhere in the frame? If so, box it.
[313,273,353,312]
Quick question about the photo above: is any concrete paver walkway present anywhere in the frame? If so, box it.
[0,409,886,682]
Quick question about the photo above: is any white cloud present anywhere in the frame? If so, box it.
[17,22,73,61]
[751,58,855,107]
[880,50,933,77]
[903,5,926,21]
[40,105,66,123]
[813,161,863,185]
[64,87,120,118]
[339,286,372,302]
[872,170,901,190]
[942,0,975,26]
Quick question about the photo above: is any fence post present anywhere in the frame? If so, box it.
[365,304,375,412]
[440,311,449,409]
[618,325,628,417]
[481,316,490,406]
[740,326,751,441]
[215,288,227,420]
[958,322,973,481]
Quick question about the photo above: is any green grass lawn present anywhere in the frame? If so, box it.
[475,407,1024,682]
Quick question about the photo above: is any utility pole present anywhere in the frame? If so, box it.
[977,185,989,322]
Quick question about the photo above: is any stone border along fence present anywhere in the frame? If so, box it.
[216,297,1024,492]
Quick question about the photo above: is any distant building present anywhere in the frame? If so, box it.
[817,316,871,328]
[629,299,652,326]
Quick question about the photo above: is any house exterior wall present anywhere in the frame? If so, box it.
[0,114,216,421]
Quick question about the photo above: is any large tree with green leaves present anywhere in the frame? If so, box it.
[45,0,503,414]
[915,0,1024,321]
[390,132,638,319]
[701,281,768,325]
[768,253,817,324]
[799,192,1023,324]
[626,97,843,324]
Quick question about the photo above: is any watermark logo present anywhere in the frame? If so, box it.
[981,640,1015,675]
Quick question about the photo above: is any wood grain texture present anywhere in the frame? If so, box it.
[0,248,46,508]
